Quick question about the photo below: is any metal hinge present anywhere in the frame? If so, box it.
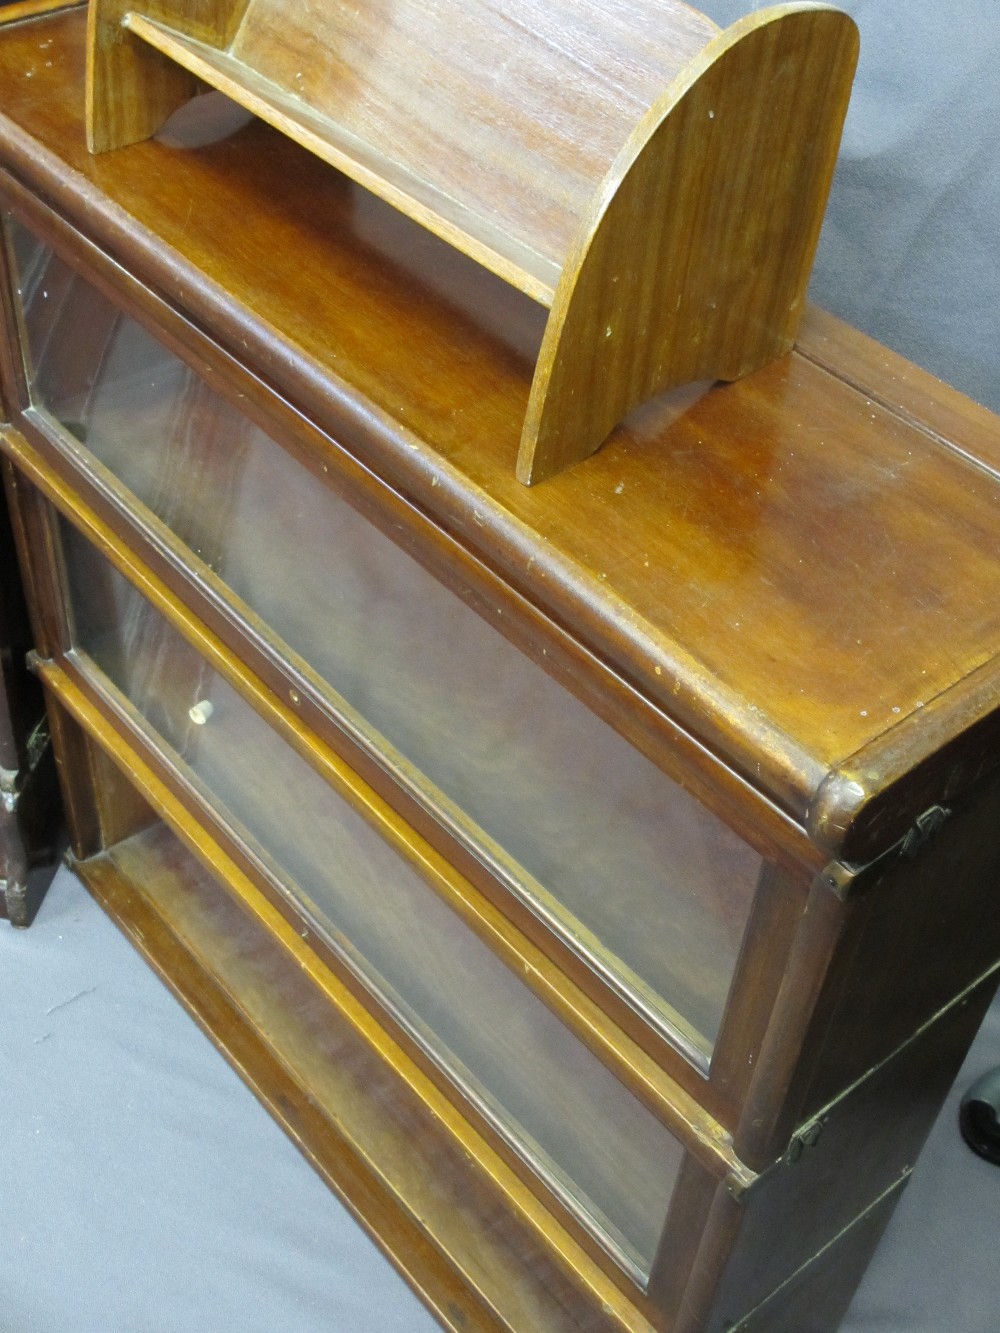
[785,1118,823,1163]
[820,803,953,902]
[725,1118,825,1200]
[901,804,951,859]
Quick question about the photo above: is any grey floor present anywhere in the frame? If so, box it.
[1,864,439,1333]
[1,864,998,1332]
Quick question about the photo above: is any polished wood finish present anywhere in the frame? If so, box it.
[31,504,745,1182]
[99,0,709,296]
[0,1,83,24]
[74,811,653,1333]
[87,0,856,482]
[673,966,999,1331]
[0,12,991,862]
[49,676,675,1330]
[520,5,857,482]
[42,634,1000,1333]
[2,9,1000,1332]
[86,3,236,154]
[712,968,1000,1324]
[757,770,1000,1152]
[713,1183,904,1333]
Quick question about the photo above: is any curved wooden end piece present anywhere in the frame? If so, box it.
[517,4,859,486]
[86,2,238,154]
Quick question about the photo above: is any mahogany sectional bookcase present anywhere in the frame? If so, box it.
[3,6,1000,1332]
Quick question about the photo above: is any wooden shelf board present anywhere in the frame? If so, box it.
[114,0,719,306]
[0,0,85,27]
[124,12,563,304]
[73,814,658,1333]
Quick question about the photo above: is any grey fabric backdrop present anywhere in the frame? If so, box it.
[703,0,1000,416]
[2,3,1000,1330]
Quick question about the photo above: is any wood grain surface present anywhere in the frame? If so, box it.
[519,5,857,480]
[0,0,83,26]
[48,663,686,1330]
[90,2,856,481]
[75,811,660,1333]
[90,0,715,298]
[36,481,746,1178]
[2,10,999,861]
[4,13,1000,1330]
[5,227,765,1059]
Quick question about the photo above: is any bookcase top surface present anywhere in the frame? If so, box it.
[3,9,1000,859]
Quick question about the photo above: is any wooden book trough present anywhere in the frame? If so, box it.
[86,1,858,483]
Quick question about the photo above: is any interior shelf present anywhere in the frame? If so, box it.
[69,789,651,1332]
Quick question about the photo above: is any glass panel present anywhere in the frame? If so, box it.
[61,518,684,1280]
[8,216,763,1054]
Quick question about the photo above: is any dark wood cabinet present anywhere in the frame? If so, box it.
[0,468,60,924]
[1,9,1000,1331]
[0,141,61,922]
